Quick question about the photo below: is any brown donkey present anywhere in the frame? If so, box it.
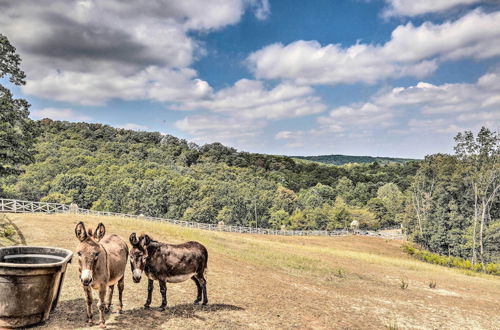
[129,233,208,310]
[75,222,128,328]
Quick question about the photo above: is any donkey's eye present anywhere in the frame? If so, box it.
[77,251,82,256]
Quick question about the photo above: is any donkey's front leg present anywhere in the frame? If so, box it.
[158,280,167,311]
[97,287,107,328]
[144,279,154,309]
[84,286,93,325]
[105,285,114,313]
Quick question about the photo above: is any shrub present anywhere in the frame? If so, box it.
[399,277,409,290]
[401,243,499,276]
[485,263,500,275]
[2,225,15,237]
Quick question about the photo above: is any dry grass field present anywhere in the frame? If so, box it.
[1,213,499,329]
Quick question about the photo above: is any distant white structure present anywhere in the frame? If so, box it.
[350,220,359,233]
[217,221,225,231]
[69,203,79,214]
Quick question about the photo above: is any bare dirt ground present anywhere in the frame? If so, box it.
[1,213,499,329]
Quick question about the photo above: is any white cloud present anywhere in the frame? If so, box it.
[275,69,500,150]
[0,0,270,105]
[177,79,325,119]
[318,103,396,130]
[373,71,500,115]
[23,67,213,106]
[248,40,437,85]
[249,0,271,20]
[31,108,91,121]
[174,79,326,147]
[275,131,294,140]
[247,10,500,86]
[382,0,482,17]
[175,114,266,147]
[117,123,149,131]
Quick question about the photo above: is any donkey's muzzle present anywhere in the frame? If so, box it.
[80,269,93,286]
[81,278,93,286]
[132,276,141,283]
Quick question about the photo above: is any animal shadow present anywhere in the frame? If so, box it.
[108,303,245,328]
[44,299,243,329]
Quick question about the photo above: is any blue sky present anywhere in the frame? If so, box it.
[2,0,499,158]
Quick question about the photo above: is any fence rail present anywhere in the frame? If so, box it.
[0,199,403,240]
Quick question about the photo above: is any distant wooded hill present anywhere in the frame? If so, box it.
[293,154,418,165]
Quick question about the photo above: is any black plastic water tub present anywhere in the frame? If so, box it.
[0,246,73,328]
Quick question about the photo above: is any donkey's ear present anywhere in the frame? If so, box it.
[129,233,139,246]
[75,222,87,242]
[94,223,106,241]
[142,234,151,246]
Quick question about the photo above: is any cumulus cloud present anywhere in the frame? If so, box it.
[373,71,500,115]
[318,103,396,131]
[175,114,266,147]
[31,108,92,121]
[116,123,149,131]
[177,79,325,119]
[174,79,326,146]
[247,10,500,86]
[0,0,270,105]
[382,0,483,17]
[275,69,500,150]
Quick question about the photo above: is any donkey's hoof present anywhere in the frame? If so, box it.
[158,306,166,311]
[99,322,106,328]
[144,304,150,310]
[202,301,208,306]
[86,320,93,325]
[193,300,200,305]
[104,307,110,314]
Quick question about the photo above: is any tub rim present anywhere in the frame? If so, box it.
[0,246,73,269]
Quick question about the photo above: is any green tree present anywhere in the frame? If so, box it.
[377,183,404,214]
[269,209,289,229]
[272,185,298,215]
[454,127,500,264]
[297,183,336,209]
[326,197,352,230]
[0,34,36,179]
[335,177,354,204]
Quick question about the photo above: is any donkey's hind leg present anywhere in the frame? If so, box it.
[117,276,124,314]
[144,279,154,309]
[195,273,208,305]
[105,285,114,313]
[158,280,167,311]
[191,276,202,304]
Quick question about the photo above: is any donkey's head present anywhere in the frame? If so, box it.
[129,233,151,283]
[75,222,106,286]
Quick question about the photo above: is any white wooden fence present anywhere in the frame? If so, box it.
[0,198,403,240]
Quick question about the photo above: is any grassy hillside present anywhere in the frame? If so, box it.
[293,154,418,165]
[1,213,499,329]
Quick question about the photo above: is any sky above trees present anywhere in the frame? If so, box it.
[1,0,499,158]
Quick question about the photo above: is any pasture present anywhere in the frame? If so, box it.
[1,213,499,329]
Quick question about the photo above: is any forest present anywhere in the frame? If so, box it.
[1,120,499,264]
[1,33,499,266]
